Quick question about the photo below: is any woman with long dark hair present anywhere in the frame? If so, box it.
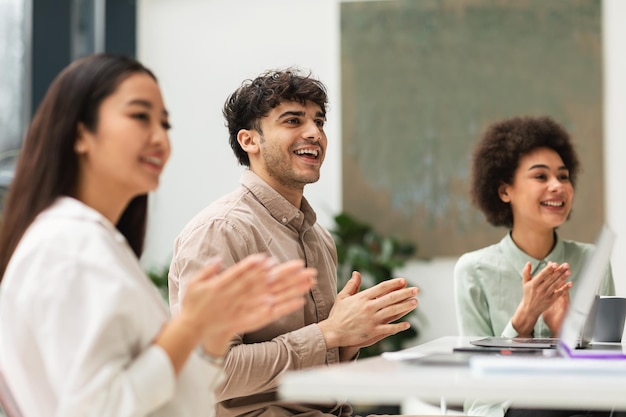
[0,54,315,417]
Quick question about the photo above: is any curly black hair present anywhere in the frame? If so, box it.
[223,68,328,166]
[470,116,580,228]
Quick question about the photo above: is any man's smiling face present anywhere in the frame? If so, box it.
[252,100,327,195]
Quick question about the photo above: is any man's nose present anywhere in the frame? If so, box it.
[302,120,322,139]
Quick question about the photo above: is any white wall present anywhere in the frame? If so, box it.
[138,0,626,344]
[137,0,341,268]
[604,0,626,294]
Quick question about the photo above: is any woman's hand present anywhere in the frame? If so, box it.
[542,288,571,335]
[182,255,316,357]
[511,261,572,337]
[179,254,273,353]
[157,254,315,372]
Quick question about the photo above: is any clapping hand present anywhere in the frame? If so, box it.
[318,271,419,359]
[512,261,572,337]
[182,254,315,357]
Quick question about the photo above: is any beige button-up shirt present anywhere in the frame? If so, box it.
[169,170,352,417]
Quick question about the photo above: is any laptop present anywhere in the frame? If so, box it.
[555,225,626,359]
[471,336,558,349]
[471,297,600,350]
[471,225,626,359]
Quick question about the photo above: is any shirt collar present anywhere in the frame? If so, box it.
[240,170,317,231]
[500,231,565,277]
[45,196,127,243]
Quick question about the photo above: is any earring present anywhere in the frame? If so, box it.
[74,141,87,154]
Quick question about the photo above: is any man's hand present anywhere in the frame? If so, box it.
[318,271,419,352]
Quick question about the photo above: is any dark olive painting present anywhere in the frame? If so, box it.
[341,0,603,257]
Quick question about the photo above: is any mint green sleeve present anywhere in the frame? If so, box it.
[454,253,496,337]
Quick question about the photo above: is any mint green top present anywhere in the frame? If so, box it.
[454,233,615,417]
[454,232,615,338]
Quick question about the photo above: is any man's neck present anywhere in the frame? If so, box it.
[250,169,304,209]
[277,186,303,209]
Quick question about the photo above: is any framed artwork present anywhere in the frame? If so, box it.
[341,0,603,257]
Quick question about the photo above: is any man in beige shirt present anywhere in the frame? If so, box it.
[169,69,419,417]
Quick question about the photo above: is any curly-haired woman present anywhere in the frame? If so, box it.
[454,116,615,417]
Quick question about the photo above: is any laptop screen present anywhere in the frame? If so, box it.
[557,225,615,356]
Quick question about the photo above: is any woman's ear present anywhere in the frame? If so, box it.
[237,129,260,155]
[74,123,89,154]
[498,183,510,203]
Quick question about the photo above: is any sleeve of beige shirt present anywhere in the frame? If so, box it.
[217,324,328,400]
[170,218,331,401]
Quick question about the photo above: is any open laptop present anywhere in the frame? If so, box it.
[471,297,600,350]
[471,225,626,359]
[555,225,626,359]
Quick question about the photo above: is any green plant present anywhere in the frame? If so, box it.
[330,211,419,358]
[147,265,169,301]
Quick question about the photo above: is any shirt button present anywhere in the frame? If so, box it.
[281,216,288,224]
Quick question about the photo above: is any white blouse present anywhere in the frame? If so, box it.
[0,197,221,417]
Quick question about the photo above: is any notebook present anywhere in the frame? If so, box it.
[471,225,626,359]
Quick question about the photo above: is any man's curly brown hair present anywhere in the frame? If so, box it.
[223,68,328,167]
[470,116,580,228]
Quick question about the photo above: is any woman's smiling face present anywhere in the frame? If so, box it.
[74,72,171,203]
[499,147,574,232]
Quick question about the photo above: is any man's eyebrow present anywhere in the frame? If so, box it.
[127,98,169,117]
[276,110,326,119]
[277,110,305,118]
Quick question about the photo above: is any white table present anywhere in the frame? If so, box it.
[279,336,626,412]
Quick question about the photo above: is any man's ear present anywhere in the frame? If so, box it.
[74,123,89,154]
[237,129,260,155]
[498,183,511,203]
